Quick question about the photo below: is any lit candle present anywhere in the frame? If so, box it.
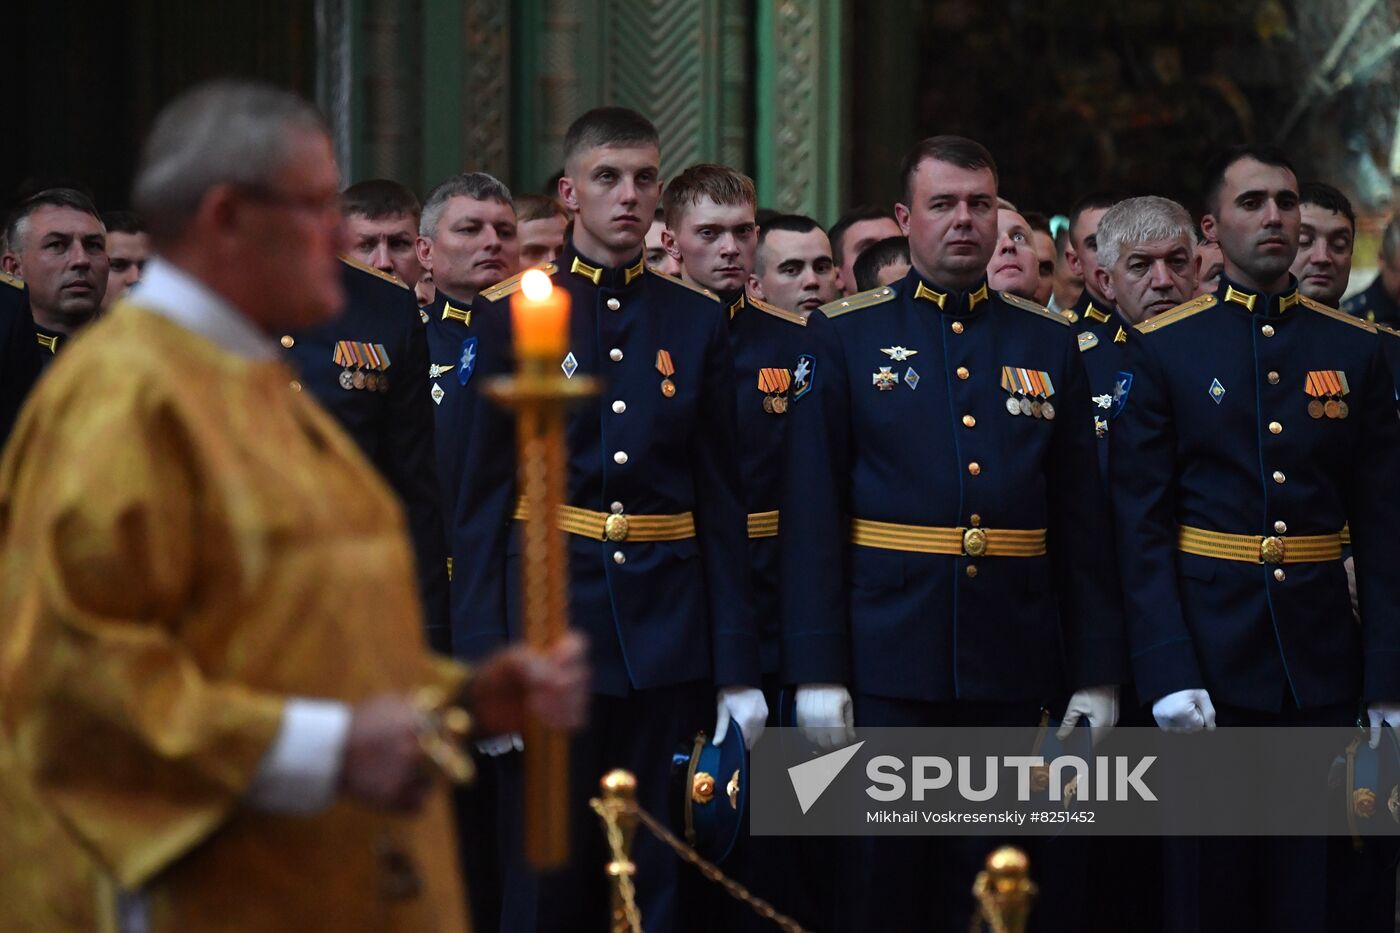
[511,269,570,359]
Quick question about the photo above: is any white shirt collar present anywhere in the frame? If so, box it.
[127,258,279,361]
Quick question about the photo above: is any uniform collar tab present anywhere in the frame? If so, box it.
[909,270,989,315]
[566,244,647,289]
[1219,275,1301,317]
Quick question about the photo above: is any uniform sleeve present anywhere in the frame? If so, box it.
[694,307,759,687]
[448,298,517,660]
[1109,333,1206,704]
[1343,340,1400,702]
[0,387,285,889]
[1045,330,1128,689]
[779,313,853,685]
[376,297,451,653]
[0,289,40,444]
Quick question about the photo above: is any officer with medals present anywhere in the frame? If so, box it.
[450,108,764,933]
[0,271,40,443]
[280,257,450,651]
[781,136,1126,933]
[1342,213,1400,326]
[1110,145,1400,933]
[660,163,818,929]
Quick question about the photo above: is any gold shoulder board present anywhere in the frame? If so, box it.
[647,268,719,302]
[339,254,410,289]
[1299,294,1377,333]
[820,285,896,319]
[1000,291,1070,326]
[0,271,22,290]
[748,294,808,327]
[1136,294,1216,333]
[1374,322,1400,338]
[479,262,560,302]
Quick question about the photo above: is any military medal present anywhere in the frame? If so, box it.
[365,373,379,392]
[758,367,792,415]
[1305,370,1349,420]
[334,341,360,391]
[1002,366,1056,419]
[657,349,676,397]
[873,366,899,391]
[339,369,355,390]
[1042,401,1055,420]
[1006,397,1022,416]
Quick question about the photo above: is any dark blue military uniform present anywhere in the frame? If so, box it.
[1342,274,1400,327]
[1111,276,1400,932]
[1071,295,1135,479]
[450,243,758,933]
[281,259,450,651]
[724,291,808,676]
[33,323,64,373]
[0,273,41,444]
[780,269,1126,932]
[424,286,484,543]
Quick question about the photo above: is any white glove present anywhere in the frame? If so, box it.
[1057,685,1120,745]
[1152,688,1216,733]
[475,732,523,757]
[795,683,855,749]
[714,686,768,750]
[1366,703,1400,749]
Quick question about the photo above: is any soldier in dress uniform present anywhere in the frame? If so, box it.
[280,258,449,652]
[0,272,40,444]
[1342,212,1399,326]
[415,172,522,542]
[1,188,108,370]
[1110,144,1400,933]
[661,163,819,929]
[450,108,766,933]
[1061,191,1123,325]
[781,135,1126,933]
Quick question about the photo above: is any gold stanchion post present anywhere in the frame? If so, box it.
[485,270,598,869]
[971,846,1036,933]
[595,770,641,932]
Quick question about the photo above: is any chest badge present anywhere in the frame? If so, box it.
[1304,370,1350,419]
[880,346,919,362]
[458,337,478,386]
[1112,372,1133,419]
[1208,377,1226,405]
[792,354,816,400]
[561,351,578,379]
[758,367,792,414]
[431,383,445,405]
[903,367,920,390]
[873,366,899,391]
[656,349,677,397]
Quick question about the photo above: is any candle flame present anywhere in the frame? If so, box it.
[521,269,553,301]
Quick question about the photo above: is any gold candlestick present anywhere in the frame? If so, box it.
[485,271,597,869]
[971,846,1036,933]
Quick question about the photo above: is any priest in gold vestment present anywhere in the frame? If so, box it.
[0,81,587,933]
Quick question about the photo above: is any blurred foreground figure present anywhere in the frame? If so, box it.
[0,79,587,933]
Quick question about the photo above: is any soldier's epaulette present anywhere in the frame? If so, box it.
[1000,291,1070,326]
[479,262,560,302]
[1135,294,1216,333]
[339,254,409,289]
[0,271,22,290]
[748,294,808,326]
[1298,294,1377,332]
[820,285,895,319]
[647,268,719,301]
[1375,322,1400,338]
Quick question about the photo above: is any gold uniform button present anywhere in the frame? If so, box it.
[613,400,627,414]
[1274,520,1287,533]
[613,551,626,565]
[969,513,981,526]
[967,462,981,476]
[962,414,976,428]
[1267,371,1280,384]
[1268,422,1282,435]
[610,502,624,514]
[289,380,302,392]
[1273,471,1286,484]
[280,335,295,348]
[607,298,621,311]
[614,451,629,465]
[965,565,979,578]
[956,366,970,380]
[1273,568,1286,582]
[1261,324,1275,337]
[610,348,624,362]
[951,321,965,334]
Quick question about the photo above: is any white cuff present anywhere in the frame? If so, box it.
[245,698,352,815]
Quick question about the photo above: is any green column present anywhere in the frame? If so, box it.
[754,0,845,224]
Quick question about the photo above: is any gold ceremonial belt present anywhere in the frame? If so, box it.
[513,497,695,543]
[1177,525,1344,564]
[850,517,1047,557]
[748,511,779,539]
